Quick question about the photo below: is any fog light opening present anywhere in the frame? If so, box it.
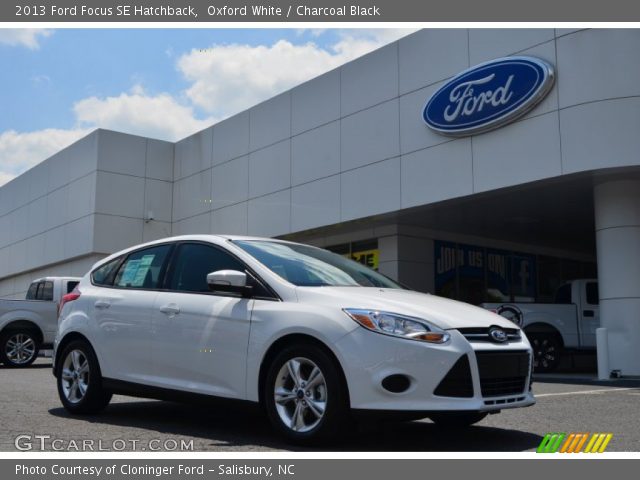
[381,374,411,393]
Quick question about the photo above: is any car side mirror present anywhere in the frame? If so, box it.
[206,270,252,297]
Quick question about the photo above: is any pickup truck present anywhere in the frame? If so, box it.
[0,276,80,367]
[482,279,599,373]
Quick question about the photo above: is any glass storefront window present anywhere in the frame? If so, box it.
[326,239,380,271]
[326,243,350,255]
[537,256,563,302]
[435,240,595,305]
[486,248,510,302]
[510,253,536,302]
[434,241,460,300]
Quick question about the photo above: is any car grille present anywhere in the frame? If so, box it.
[475,350,530,397]
[458,327,521,343]
[433,354,474,398]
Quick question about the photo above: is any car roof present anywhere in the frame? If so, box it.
[31,276,82,283]
[90,234,304,271]
[142,234,295,245]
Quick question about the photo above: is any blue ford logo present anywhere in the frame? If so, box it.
[489,327,508,343]
[423,56,555,136]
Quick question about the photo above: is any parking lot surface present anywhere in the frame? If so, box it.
[1,359,638,452]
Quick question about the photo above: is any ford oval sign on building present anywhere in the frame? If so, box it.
[423,56,555,136]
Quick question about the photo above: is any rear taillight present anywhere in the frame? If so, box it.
[58,288,81,317]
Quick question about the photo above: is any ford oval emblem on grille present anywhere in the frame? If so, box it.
[489,327,508,343]
[423,56,555,136]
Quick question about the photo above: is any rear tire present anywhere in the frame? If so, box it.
[264,343,350,444]
[0,329,39,368]
[56,340,112,414]
[429,411,488,427]
[528,332,561,373]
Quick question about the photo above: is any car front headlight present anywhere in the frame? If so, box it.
[343,309,450,344]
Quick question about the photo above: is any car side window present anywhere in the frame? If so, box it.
[114,245,172,290]
[34,282,45,300]
[41,281,54,301]
[92,257,124,286]
[167,243,246,293]
[554,284,572,304]
[586,282,599,305]
[66,281,80,294]
[26,282,38,300]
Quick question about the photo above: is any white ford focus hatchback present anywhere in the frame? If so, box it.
[54,235,534,442]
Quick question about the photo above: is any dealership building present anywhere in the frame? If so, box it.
[1,29,639,375]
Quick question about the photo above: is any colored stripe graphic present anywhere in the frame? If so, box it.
[584,433,598,453]
[572,433,590,453]
[549,433,566,453]
[538,433,613,453]
[584,433,613,453]
[562,433,587,453]
[559,433,575,453]
[564,433,587,453]
[591,433,606,453]
[597,434,613,453]
[537,433,566,453]
[536,434,553,453]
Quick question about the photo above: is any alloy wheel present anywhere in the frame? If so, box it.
[532,337,558,371]
[4,333,36,365]
[273,357,327,433]
[61,349,90,404]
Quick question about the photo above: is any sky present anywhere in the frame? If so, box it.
[0,28,417,187]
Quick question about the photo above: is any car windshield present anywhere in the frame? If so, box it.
[233,240,403,289]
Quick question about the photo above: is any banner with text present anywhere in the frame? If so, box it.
[4,0,640,22]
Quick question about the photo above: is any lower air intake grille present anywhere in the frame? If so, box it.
[434,354,473,398]
[475,350,530,397]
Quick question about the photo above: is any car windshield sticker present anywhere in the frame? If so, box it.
[131,255,155,286]
[119,259,141,285]
[119,255,155,287]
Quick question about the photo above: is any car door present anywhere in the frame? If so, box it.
[579,281,600,348]
[150,242,253,399]
[91,244,172,384]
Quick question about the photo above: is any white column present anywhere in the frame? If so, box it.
[378,235,435,293]
[594,179,640,376]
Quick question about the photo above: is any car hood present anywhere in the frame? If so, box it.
[295,287,516,330]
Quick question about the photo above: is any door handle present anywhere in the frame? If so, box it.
[583,310,595,317]
[94,300,111,310]
[159,304,180,316]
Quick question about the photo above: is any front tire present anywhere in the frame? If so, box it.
[0,329,39,367]
[429,411,488,427]
[56,340,112,414]
[264,343,349,444]
[528,332,561,373]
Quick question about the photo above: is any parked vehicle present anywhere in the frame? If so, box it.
[0,277,80,367]
[54,235,534,443]
[482,279,599,373]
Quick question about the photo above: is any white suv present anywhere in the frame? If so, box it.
[54,235,534,443]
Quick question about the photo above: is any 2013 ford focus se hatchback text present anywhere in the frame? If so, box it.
[53,235,535,443]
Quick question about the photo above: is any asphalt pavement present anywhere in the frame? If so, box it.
[1,359,638,452]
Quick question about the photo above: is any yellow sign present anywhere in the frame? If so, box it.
[348,249,379,270]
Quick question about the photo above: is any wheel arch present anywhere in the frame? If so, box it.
[524,322,564,348]
[0,320,44,345]
[54,331,94,377]
[257,333,351,408]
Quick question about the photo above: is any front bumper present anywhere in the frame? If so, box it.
[335,327,535,412]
